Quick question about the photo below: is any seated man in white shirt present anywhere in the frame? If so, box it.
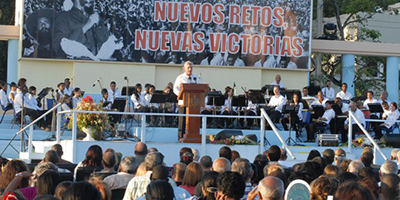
[302,86,315,105]
[104,156,137,190]
[0,82,12,110]
[344,102,365,143]
[270,74,284,88]
[108,81,121,102]
[310,91,327,107]
[267,86,286,123]
[305,101,335,142]
[321,80,335,100]
[378,90,390,106]
[363,91,379,110]
[373,102,400,139]
[336,83,352,102]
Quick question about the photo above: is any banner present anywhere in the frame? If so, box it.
[22,0,312,69]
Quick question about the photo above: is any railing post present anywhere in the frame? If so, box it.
[348,113,352,153]
[141,115,146,143]
[28,125,33,159]
[260,116,265,154]
[56,107,61,143]
[71,112,77,163]
[201,116,207,157]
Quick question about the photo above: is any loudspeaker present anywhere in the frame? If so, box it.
[215,130,243,140]
[384,134,400,148]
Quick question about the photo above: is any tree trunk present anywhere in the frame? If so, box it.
[333,0,345,40]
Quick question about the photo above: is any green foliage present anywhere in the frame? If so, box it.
[0,0,15,82]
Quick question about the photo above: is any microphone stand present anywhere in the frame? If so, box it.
[124,78,130,139]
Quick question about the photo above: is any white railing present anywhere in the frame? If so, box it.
[348,111,388,163]
[0,103,62,157]
[57,108,295,163]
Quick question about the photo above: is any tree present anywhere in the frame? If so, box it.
[0,0,15,82]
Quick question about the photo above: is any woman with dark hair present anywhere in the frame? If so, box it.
[54,181,72,199]
[180,162,204,195]
[220,86,237,128]
[36,170,62,196]
[62,181,102,200]
[145,180,174,200]
[253,154,269,185]
[131,83,147,112]
[334,181,375,200]
[100,88,113,110]
[307,149,321,161]
[373,102,400,139]
[73,145,103,181]
[200,171,219,200]
[280,93,303,134]
[0,159,30,191]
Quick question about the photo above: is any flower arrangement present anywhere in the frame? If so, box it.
[210,135,258,145]
[68,96,111,140]
[341,136,388,148]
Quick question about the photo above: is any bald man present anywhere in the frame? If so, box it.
[134,142,148,164]
[212,157,231,173]
[257,176,284,200]
[270,74,284,88]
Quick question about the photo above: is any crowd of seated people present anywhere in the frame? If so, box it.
[0,143,399,200]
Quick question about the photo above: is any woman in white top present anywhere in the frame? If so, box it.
[71,87,82,109]
[281,93,303,133]
[131,83,147,112]
[59,95,72,120]
[373,102,400,139]
[8,82,17,103]
[100,88,113,110]
[221,86,237,128]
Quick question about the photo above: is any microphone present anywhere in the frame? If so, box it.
[188,76,192,83]
[93,79,99,87]
[124,76,128,81]
[193,77,197,83]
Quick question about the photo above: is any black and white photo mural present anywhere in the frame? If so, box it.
[22,0,312,69]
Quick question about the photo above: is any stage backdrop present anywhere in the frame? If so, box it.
[22,0,312,69]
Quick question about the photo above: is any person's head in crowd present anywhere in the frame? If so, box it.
[359,177,379,199]
[337,172,358,183]
[216,172,245,200]
[135,162,147,177]
[200,156,213,171]
[348,160,365,175]
[82,145,103,167]
[326,80,332,88]
[171,163,186,185]
[62,181,102,200]
[288,170,315,184]
[382,100,389,111]
[291,163,303,173]
[145,152,164,171]
[102,151,117,172]
[134,142,148,157]
[360,151,373,168]
[325,100,333,109]
[43,150,59,164]
[64,78,71,88]
[307,150,321,161]
[279,148,287,161]
[253,154,269,183]
[201,171,219,200]
[184,61,193,77]
[362,147,373,154]
[212,157,231,173]
[191,148,200,162]
[310,176,339,200]
[149,147,158,153]
[151,165,169,181]
[358,167,374,180]
[182,162,203,188]
[231,150,241,163]
[312,157,327,172]
[305,161,323,178]
[219,146,232,161]
[231,158,253,183]
[109,81,116,92]
[317,91,324,102]
[57,82,65,92]
[119,156,139,174]
[334,180,375,200]
[341,83,348,93]
[274,74,281,84]
[145,180,174,200]
[324,165,341,179]
[380,173,400,200]
[101,88,108,100]
[258,176,284,200]
[340,159,352,172]
[33,162,58,185]
[37,170,62,196]
[273,86,281,97]
[51,144,64,160]
[179,147,193,156]
[180,151,194,165]
[0,159,30,189]
[89,177,112,200]
[323,149,335,165]
[54,181,72,199]
[366,91,374,101]
[268,170,288,189]
[135,83,142,94]
[265,145,281,162]
[302,87,309,97]
[380,160,398,178]
[263,162,284,177]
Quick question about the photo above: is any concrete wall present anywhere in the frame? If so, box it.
[19,58,309,94]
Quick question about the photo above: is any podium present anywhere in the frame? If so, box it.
[178,83,209,143]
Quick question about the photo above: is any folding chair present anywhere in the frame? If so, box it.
[0,103,14,124]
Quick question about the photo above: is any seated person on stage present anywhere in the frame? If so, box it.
[108,81,121,102]
[373,102,400,139]
[8,82,17,103]
[221,86,237,128]
[100,88,113,110]
[302,86,315,105]
[267,86,286,123]
[60,94,72,119]
[72,87,82,109]
[241,91,257,127]
[333,97,349,135]
[378,90,390,105]
[363,91,378,110]
[161,86,176,126]
[343,101,365,143]
[56,82,66,102]
[0,82,12,110]
[63,78,73,96]
[305,101,335,142]
[144,85,158,112]
[14,84,44,129]
[28,86,52,128]
[336,83,352,102]
[334,97,350,115]
[322,80,335,100]
[271,74,284,88]
[131,83,147,112]
[281,93,303,135]
[310,91,327,107]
